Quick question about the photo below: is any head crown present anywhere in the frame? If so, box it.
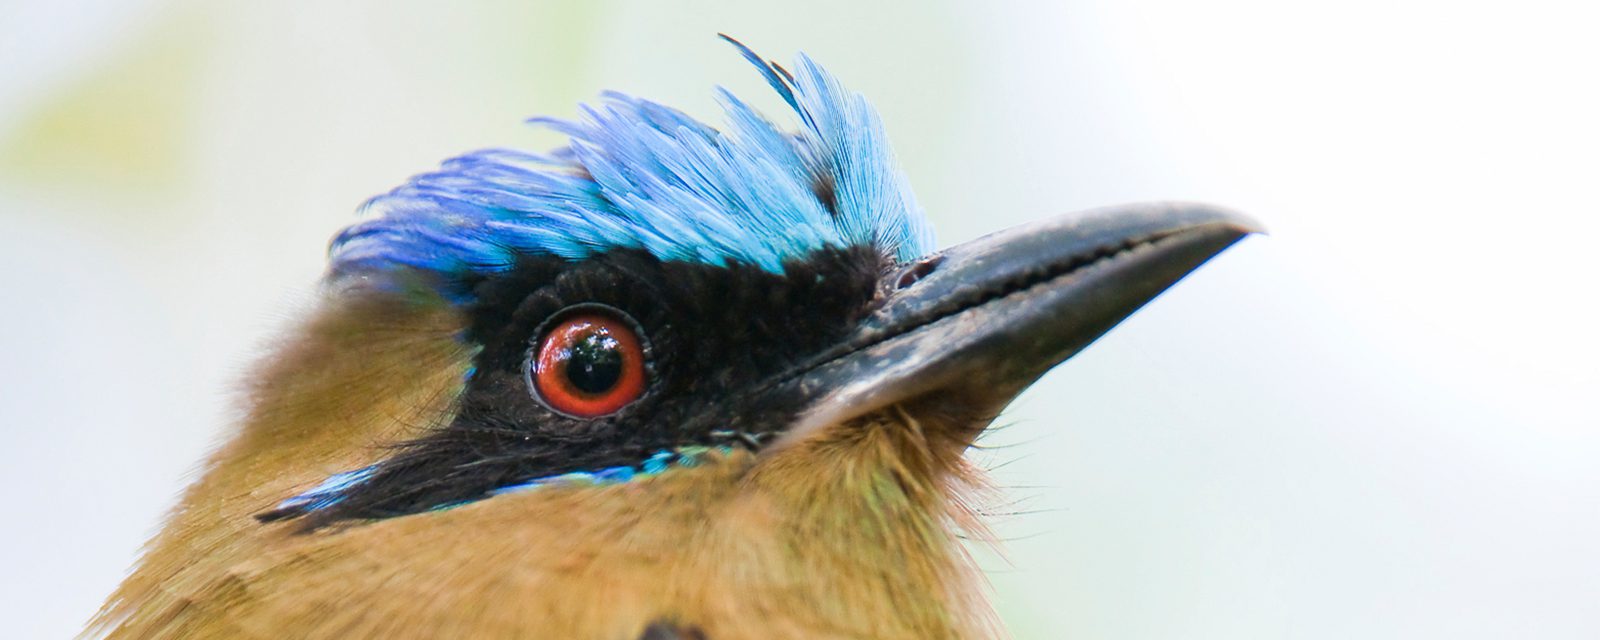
[328,39,932,300]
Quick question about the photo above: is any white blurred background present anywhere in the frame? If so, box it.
[2,1,1596,638]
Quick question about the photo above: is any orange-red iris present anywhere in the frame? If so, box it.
[530,312,646,418]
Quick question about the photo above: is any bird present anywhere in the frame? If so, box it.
[88,37,1258,639]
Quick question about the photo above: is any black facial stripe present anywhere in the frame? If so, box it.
[262,245,888,529]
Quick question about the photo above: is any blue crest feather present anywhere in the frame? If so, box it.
[328,40,932,300]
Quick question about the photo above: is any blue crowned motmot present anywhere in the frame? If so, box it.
[90,38,1258,639]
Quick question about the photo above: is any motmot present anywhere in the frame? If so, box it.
[90,38,1257,639]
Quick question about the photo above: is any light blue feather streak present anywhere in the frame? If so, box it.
[328,45,934,296]
[271,465,378,513]
[276,447,733,515]
[487,446,726,497]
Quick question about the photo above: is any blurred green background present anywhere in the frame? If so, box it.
[3,1,1597,638]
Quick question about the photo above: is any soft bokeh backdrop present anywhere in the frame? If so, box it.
[3,1,1596,638]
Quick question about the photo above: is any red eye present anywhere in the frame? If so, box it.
[528,311,648,418]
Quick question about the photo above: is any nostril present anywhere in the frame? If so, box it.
[895,256,943,290]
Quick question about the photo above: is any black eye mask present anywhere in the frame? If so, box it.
[258,245,887,530]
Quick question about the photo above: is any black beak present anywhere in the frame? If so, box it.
[776,202,1262,442]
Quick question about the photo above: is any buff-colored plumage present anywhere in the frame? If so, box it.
[90,292,1002,639]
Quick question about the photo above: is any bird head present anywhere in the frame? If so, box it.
[94,39,1257,639]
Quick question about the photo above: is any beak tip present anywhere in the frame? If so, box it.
[1163,201,1267,237]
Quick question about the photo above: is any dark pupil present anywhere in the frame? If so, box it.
[565,331,623,395]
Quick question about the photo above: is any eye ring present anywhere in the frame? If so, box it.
[524,304,651,419]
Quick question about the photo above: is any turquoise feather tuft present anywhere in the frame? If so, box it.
[327,39,932,301]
